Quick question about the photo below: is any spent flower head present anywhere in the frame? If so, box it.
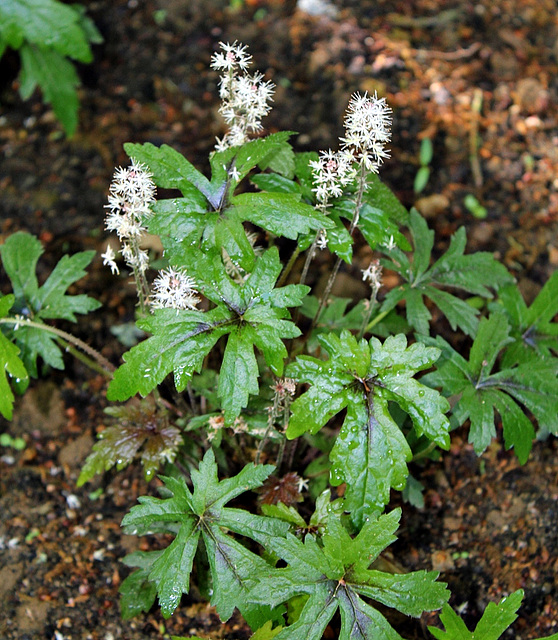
[362,259,383,290]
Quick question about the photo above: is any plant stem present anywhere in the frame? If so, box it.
[255,387,282,464]
[358,286,380,341]
[364,309,389,334]
[0,317,115,376]
[311,162,368,331]
[275,392,292,470]
[287,237,317,345]
[277,245,300,288]
[56,338,112,378]
[411,440,437,462]
[299,235,318,287]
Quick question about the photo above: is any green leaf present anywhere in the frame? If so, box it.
[524,269,558,325]
[33,250,100,321]
[149,197,209,259]
[250,509,449,640]
[110,248,306,423]
[0,0,95,60]
[468,311,513,380]
[120,450,288,622]
[426,287,480,337]
[414,166,430,194]
[71,4,103,46]
[215,214,257,271]
[219,328,260,423]
[124,142,212,202]
[231,192,333,240]
[250,621,284,640]
[0,295,29,420]
[324,214,354,263]
[408,208,434,280]
[422,313,555,462]
[420,138,434,165]
[494,273,558,366]
[429,590,523,640]
[119,550,160,619]
[147,155,330,270]
[258,135,296,177]
[332,198,408,254]
[251,173,301,195]
[0,232,100,376]
[208,132,296,203]
[287,331,449,524]
[19,44,80,135]
[364,172,409,226]
[330,400,412,525]
[380,210,513,336]
[232,131,296,182]
[492,363,558,436]
[107,307,229,401]
[0,231,42,305]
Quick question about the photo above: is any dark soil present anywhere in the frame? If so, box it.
[1,0,557,638]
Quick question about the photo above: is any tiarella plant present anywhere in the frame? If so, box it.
[1,41,558,639]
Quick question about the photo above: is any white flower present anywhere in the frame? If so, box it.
[384,235,396,251]
[270,377,297,398]
[362,260,383,289]
[212,42,275,151]
[151,267,201,311]
[105,209,145,239]
[229,165,240,182]
[104,160,155,244]
[316,229,328,250]
[101,244,119,275]
[210,41,252,72]
[107,159,156,220]
[121,244,149,274]
[310,148,356,205]
[340,91,392,172]
[104,159,157,280]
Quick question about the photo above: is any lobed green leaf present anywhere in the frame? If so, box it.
[287,331,449,522]
[120,450,285,621]
[19,44,80,135]
[0,295,29,419]
[250,510,449,640]
[429,589,524,640]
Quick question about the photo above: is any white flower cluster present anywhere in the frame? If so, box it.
[309,148,356,206]
[150,267,201,312]
[211,41,275,151]
[102,159,156,275]
[341,91,392,172]
[308,92,392,250]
